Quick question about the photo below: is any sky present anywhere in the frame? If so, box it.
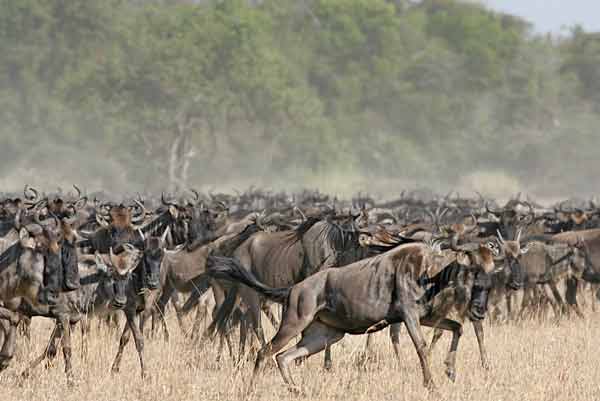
[482,0,600,34]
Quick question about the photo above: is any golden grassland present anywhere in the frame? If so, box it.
[2,313,600,401]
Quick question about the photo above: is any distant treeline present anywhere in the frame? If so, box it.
[1,0,599,196]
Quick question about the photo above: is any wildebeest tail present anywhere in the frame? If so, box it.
[207,256,290,303]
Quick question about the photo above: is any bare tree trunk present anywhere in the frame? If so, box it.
[167,115,197,193]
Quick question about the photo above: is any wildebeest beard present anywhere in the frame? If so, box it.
[416,262,492,321]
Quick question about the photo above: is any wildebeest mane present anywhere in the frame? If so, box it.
[0,242,21,274]
[140,210,171,237]
[291,217,322,240]
[0,218,15,237]
[418,262,462,305]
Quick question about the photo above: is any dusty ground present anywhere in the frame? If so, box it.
[2,314,600,401]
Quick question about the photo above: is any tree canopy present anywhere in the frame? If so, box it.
[1,0,598,197]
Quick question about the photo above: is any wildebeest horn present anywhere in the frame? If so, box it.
[516,228,522,243]
[109,247,118,269]
[133,199,147,215]
[160,226,170,247]
[215,200,228,211]
[190,189,200,203]
[96,213,110,228]
[26,198,47,211]
[294,206,306,222]
[138,228,145,242]
[438,207,449,220]
[424,208,435,223]
[24,185,39,202]
[73,185,82,199]
[496,229,505,244]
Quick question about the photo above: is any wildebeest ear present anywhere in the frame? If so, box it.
[168,205,179,219]
[19,227,35,249]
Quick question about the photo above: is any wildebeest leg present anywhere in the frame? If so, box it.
[0,321,18,372]
[323,344,333,370]
[111,323,132,374]
[471,320,489,370]
[20,323,60,379]
[547,282,565,320]
[18,315,31,341]
[389,323,403,363]
[262,303,280,328]
[275,321,344,392]
[56,316,74,385]
[403,311,435,390]
[125,309,147,378]
[427,328,444,358]
[518,288,532,320]
[356,333,375,367]
[505,292,514,322]
[565,277,585,319]
[250,299,316,389]
[45,322,62,368]
[419,317,462,382]
[591,284,599,312]
[155,283,175,342]
[205,286,239,342]
[80,316,91,363]
[241,289,267,349]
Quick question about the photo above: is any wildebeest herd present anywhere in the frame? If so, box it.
[1,186,599,393]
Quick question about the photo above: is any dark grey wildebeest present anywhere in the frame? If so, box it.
[207,240,498,392]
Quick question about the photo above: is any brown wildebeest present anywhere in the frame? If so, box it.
[208,215,369,366]
[153,222,260,347]
[19,245,143,380]
[207,240,498,392]
[425,232,527,369]
[108,229,170,378]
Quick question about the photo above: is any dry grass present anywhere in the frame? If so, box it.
[2,314,600,401]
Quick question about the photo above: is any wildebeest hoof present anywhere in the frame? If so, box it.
[323,361,333,371]
[0,360,10,373]
[446,369,456,382]
[111,367,120,375]
[482,361,490,371]
[287,385,303,396]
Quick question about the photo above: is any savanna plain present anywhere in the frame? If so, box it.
[2,312,600,401]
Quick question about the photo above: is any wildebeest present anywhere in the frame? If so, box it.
[208,214,370,366]
[208,239,499,392]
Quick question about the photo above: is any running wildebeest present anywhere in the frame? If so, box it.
[208,239,499,392]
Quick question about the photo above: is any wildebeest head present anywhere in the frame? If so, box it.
[450,240,500,321]
[486,200,534,240]
[185,204,218,245]
[96,200,147,231]
[95,244,142,309]
[137,227,169,290]
[494,229,528,291]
